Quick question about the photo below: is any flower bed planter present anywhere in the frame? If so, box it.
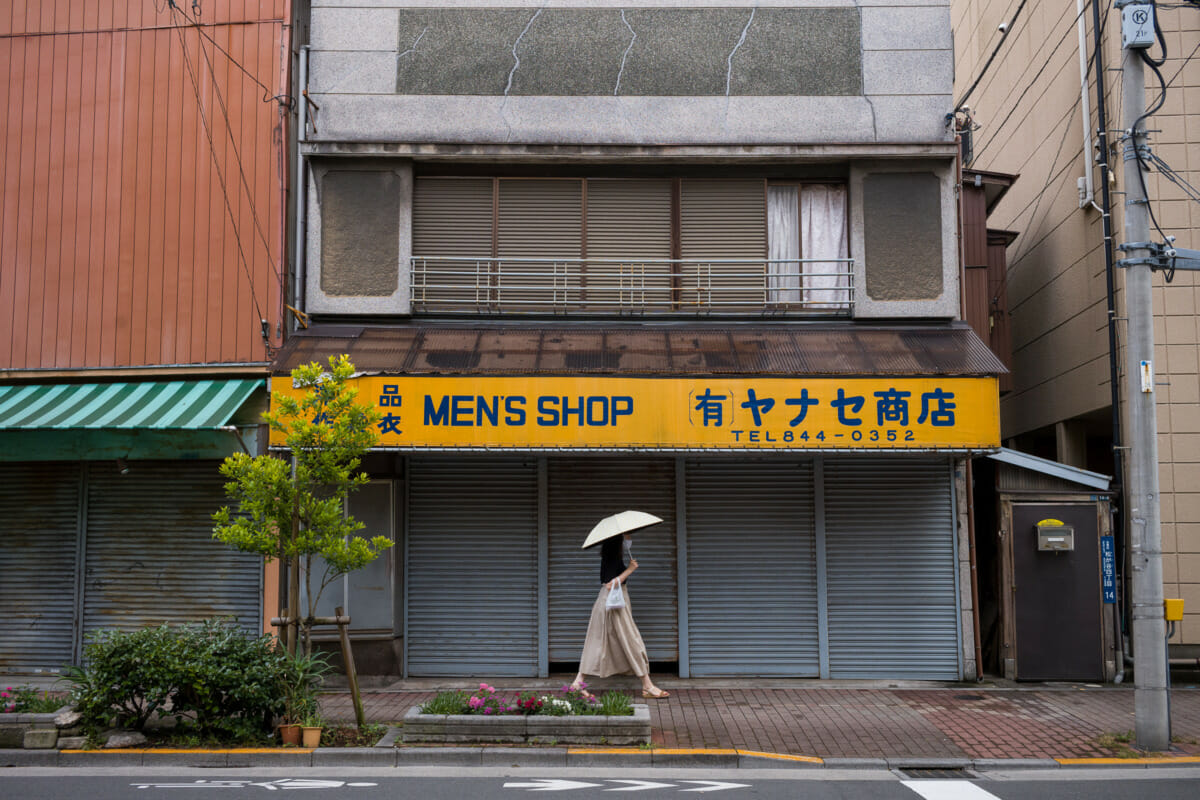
[401,705,650,746]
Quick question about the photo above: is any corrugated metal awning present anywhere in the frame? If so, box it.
[987,448,1111,491]
[272,323,1007,377]
[0,379,263,430]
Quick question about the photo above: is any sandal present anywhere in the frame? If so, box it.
[642,688,670,699]
[570,683,594,700]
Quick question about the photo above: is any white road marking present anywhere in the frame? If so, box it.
[503,779,604,792]
[604,779,677,791]
[679,781,752,793]
[902,780,1003,800]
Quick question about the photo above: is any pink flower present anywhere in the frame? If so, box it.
[468,696,484,709]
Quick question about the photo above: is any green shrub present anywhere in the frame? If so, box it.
[594,690,633,716]
[63,619,299,742]
[419,690,469,715]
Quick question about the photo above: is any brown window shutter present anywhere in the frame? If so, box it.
[412,178,495,309]
[585,179,673,311]
[497,179,583,310]
[679,179,767,311]
[413,177,494,256]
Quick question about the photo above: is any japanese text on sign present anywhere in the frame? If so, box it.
[270,376,999,451]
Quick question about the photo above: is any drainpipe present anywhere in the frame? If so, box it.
[293,44,310,329]
[967,460,984,682]
[1090,0,1126,683]
[954,131,986,682]
[1075,0,1100,210]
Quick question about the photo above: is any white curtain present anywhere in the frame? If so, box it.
[801,184,849,309]
[767,186,800,306]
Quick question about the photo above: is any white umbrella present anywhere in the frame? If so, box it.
[581,510,663,549]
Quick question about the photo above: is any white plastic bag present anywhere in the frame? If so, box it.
[605,581,626,611]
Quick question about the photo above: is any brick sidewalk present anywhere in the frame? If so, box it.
[319,685,1200,760]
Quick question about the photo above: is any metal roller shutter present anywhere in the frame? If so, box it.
[824,457,960,679]
[585,179,673,311]
[82,461,262,643]
[0,463,81,673]
[406,457,539,676]
[680,179,767,311]
[412,177,495,308]
[498,179,582,310]
[548,458,677,663]
[685,460,819,676]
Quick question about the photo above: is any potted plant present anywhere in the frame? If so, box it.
[301,712,324,748]
[279,651,330,746]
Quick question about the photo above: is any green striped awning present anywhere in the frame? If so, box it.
[0,379,264,430]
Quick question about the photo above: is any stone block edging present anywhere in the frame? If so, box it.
[0,706,73,749]
[401,704,650,746]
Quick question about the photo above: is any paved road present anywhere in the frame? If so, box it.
[4,767,1200,800]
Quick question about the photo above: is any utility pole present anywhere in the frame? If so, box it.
[1114,0,1169,752]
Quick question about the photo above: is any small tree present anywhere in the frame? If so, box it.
[213,355,392,656]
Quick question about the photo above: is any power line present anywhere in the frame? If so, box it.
[954,0,1029,112]
[169,1,292,107]
[170,18,267,335]
[170,5,284,290]
[973,2,1104,163]
[994,96,1086,295]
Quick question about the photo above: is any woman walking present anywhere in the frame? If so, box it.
[570,532,670,699]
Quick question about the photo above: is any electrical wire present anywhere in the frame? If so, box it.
[1147,152,1200,203]
[168,1,292,108]
[170,18,268,334]
[169,4,284,289]
[1129,4,1174,279]
[971,1,1104,164]
[954,0,1029,112]
[996,98,1085,279]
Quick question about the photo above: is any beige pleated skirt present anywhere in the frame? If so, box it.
[577,584,650,678]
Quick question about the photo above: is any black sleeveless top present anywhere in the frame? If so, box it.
[599,537,628,585]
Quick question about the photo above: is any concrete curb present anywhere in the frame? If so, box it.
[5,746,1200,770]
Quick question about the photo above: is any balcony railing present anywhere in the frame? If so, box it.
[410,257,855,316]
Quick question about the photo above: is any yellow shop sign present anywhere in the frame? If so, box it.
[269,376,1000,451]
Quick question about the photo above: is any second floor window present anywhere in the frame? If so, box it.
[767,184,849,310]
[412,176,849,314]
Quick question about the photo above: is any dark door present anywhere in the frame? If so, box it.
[1011,503,1102,680]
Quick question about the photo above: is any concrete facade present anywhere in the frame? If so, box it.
[950,1,1200,647]
[303,0,963,318]
[296,1,996,681]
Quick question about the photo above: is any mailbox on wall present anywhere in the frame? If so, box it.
[1036,519,1075,552]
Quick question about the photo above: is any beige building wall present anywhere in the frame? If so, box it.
[952,1,1200,647]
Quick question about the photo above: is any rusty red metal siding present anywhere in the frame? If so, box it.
[0,1,288,370]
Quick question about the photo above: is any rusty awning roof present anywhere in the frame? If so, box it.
[272,323,1007,378]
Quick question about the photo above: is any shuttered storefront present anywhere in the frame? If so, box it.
[0,463,81,673]
[824,457,960,679]
[685,460,820,676]
[81,461,262,642]
[405,457,539,676]
[547,457,677,663]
